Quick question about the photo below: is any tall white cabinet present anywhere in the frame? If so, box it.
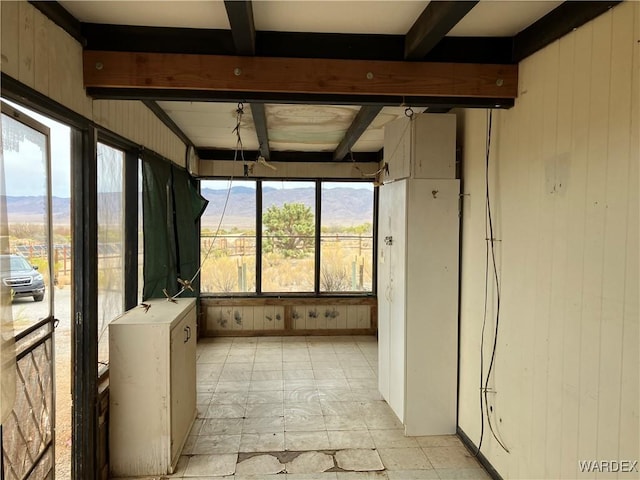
[109,298,197,476]
[378,113,459,436]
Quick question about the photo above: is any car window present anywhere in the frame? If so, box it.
[8,256,32,272]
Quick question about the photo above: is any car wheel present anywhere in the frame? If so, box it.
[33,294,44,302]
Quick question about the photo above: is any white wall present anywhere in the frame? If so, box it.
[201,298,374,334]
[1,1,186,165]
[457,3,639,479]
[197,158,382,179]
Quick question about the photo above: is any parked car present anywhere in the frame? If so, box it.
[0,254,45,302]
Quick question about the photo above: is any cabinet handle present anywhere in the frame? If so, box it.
[184,326,190,343]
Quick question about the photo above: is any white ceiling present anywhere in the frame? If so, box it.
[158,102,260,150]
[253,1,427,35]
[448,0,562,37]
[62,1,560,37]
[63,1,563,154]
[60,1,231,29]
[158,102,414,153]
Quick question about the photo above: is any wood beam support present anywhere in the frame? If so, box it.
[250,103,270,161]
[142,100,194,147]
[224,0,256,56]
[223,1,270,160]
[80,23,513,64]
[333,106,382,161]
[405,1,479,60]
[512,0,621,62]
[83,51,518,99]
[198,149,381,163]
[29,0,85,46]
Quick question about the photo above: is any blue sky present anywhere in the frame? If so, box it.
[2,99,71,198]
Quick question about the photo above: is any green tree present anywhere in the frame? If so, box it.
[263,203,314,257]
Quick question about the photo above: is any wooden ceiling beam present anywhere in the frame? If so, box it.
[223,0,270,161]
[512,0,621,62]
[198,148,381,163]
[29,0,85,46]
[80,23,513,64]
[142,100,194,147]
[83,51,517,99]
[333,106,382,161]
[405,1,479,60]
[224,0,256,56]
[249,103,270,161]
[85,87,515,108]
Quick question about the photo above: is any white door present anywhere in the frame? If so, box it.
[377,184,392,400]
[386,180,407,422]
[1,103,56,479]
[170,310,196,466]
[377,179,407,422]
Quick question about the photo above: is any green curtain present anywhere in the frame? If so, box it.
[142,154,208,300]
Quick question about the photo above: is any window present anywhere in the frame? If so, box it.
[96,142,124,368]
[200,179,375,295]
[320,182,374,292]
[262,181,316,293]
[200,180,257,293]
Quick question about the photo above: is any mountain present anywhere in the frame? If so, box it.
[3,195,71,223]
[2,186,375,228]
[200,186,373,228]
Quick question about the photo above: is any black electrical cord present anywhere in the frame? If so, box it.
[183,103,243,293]
[477,109,509,455]
[475,109,491,456]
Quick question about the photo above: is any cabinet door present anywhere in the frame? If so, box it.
[386,180,407,422]
[170,309,196,464]
[383,117,411,183]
[411,114,456,179]
[377,180,407,423]
[377,184,392,400]
[404,179,459,435]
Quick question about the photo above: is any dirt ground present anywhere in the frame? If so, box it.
[11,286,72,479]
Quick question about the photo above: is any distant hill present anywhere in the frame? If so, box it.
[2,186,374,228]
[4,196,71,223]
[200,186,373,228]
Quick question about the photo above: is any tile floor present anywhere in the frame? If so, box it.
[146,336,489,479]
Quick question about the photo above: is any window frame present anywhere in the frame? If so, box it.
[94,134,142,381]
[96,133,142,310]
[200,177,377,297]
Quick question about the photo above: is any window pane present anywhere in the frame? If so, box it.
[320,182,374,292]
[97,143,124,369]
[1,112,51,331]
[200,180,256,293]
[262,181,315,293]
[137,159,144,301]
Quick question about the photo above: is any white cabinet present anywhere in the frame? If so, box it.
[383,113,457,183]
[378,113,459,436]
[109,298,197,477]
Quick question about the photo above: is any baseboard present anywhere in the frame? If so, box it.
[457,427,504,480]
